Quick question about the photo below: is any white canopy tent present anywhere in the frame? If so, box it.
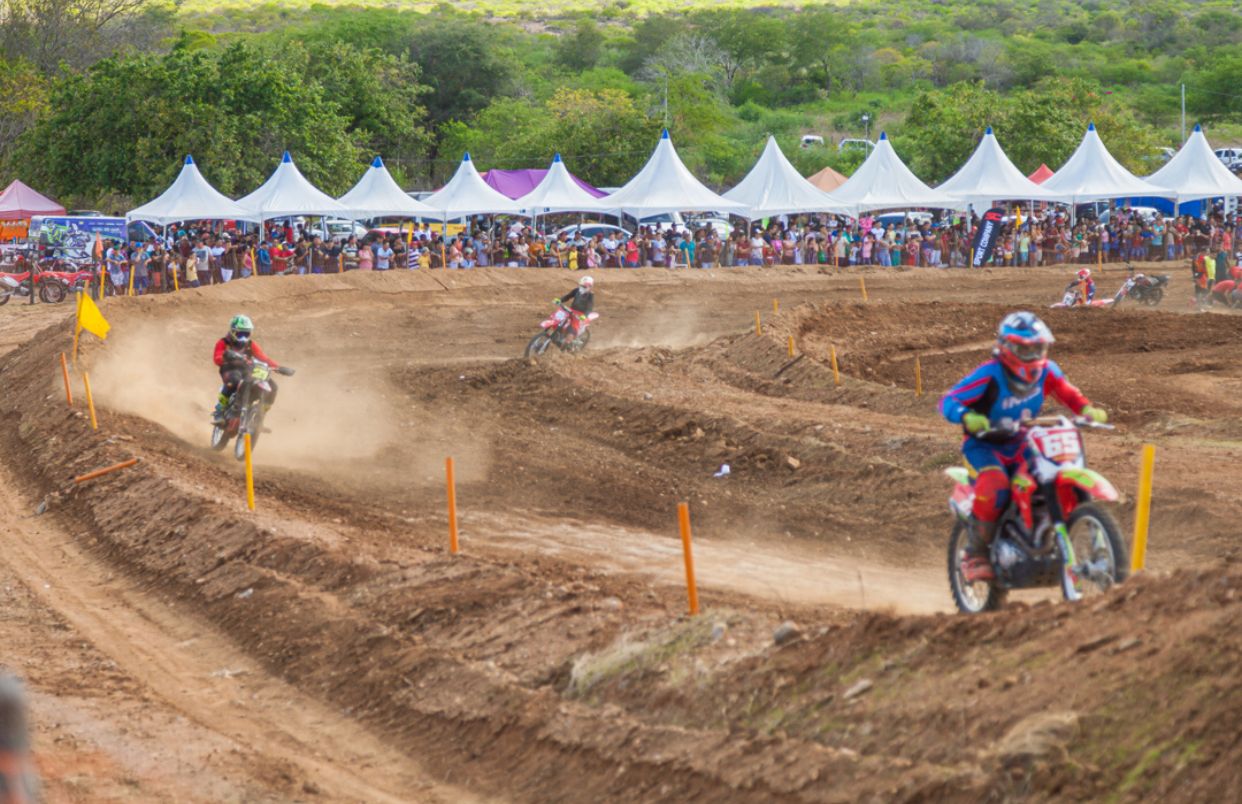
[518,153,607,214]
[827,132,961,215]
[1146,124,1242,204]
[420,152,525,219]
[338,156,443,220]
[599,129,747,217]
[723,136,850,218]
[1041,123,1172,204]
[937,127,1069,209]
[127,155,259,225]
[238,151,350,221]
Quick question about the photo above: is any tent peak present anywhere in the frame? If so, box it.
[184,155,195,165]
[879,131,888,141]
[984,126,993,136]
[281,151,292,163]
[1087,122,1096,132]
[462,152,472,162]
[1194,123,1202,132]
[371,156,384,168]
[660,128,670,140]
[552,153,562,163]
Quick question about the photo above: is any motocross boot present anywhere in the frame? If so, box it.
[961,518,998,583]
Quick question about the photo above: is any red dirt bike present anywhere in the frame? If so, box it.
[0,270,67,305]
[944,415,1128,614]
[1112,269,1169,307]
[38,260,97,300]
[210,355,296,461]
[525,304,600,357]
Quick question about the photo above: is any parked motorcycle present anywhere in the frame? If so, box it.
[525,304,600,358]
[944,415,1128,613]
[0,271,67,305]
[1113,269,1169,307]
[209,355,296,461]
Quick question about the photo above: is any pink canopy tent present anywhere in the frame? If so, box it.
[1027,164,1055,185]
[480,168,606,201]
[0,180,65,220]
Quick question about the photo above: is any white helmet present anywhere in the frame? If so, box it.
[579,275,594,290]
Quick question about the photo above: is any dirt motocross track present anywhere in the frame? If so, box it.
[3,264,1242,801]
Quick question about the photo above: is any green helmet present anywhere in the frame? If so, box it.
[229,314,254,343]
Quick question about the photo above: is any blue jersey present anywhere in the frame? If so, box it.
[940,358,1087,432]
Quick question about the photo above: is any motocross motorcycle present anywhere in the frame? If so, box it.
[525,304,600,358]
[1113,270,1169,307]
[210,355,296,461]
[1050,283,1113,309]
[945,415,1128,613]
[0,271,67,305]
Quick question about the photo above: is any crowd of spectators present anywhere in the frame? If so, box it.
[37,207,1242,295]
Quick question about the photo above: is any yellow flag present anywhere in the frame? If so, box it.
[77,292,110,340]
[1014,206,1023,229]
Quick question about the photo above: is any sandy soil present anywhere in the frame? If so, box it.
[2,261,1239,801]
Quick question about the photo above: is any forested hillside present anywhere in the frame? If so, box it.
[3,0,1240,207]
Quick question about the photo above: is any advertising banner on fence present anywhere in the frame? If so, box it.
[970,207,1006,267]
[29,216,128,261]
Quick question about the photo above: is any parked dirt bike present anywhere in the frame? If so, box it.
[1050,284,1113,309]
[525,304,600,357]
[209,355,296,461]
[1113,271,1169,307]
[0,271,67,305]
[944,415,1128,613]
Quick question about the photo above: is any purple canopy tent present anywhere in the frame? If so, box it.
[480,168,606,200]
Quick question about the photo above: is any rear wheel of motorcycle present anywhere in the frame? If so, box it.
[38,281,66,304]
[525,332,553,358]
[947,520,1006,614]
[1063,503,1128,599]
[1144,287,1163,306]
[210,424,229,451]
[0,293,8,306]
[569,329,592,353]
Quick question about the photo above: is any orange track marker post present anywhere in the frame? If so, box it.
[830,346,841,386]
[82,371,98,430]
[73,458,138,484]
[773,298,779,314]
[1131,444,1156,572]
[244,433,255,511]
[915,356,924,397]
[754,311,762,336]
[859,276,869,302]
[677,502,700,616]
[59,353,73,406]
[446,456,460,554]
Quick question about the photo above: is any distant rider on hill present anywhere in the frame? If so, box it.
[551,275,595,342]
[939,312,1107,582]
[212,314,284,423]
[1065,268,1095,304]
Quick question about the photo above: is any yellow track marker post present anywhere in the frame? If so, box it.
[171,262,180,292]
[82,372,98,430]
[1131,444,1156,572]
[127,260,136,296]
[773,298,779,314]
[446,456,460,554]
[59,353,73,406]
[787,335,795,357]
[754,311,762,336]
[244,433,255,511]
[859,276,869,302]
[915,356,924,397]
[677,502,700,616]
[830,346,841,386]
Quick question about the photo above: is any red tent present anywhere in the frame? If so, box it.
[1027,164,1055,185]
[0,180,65,220]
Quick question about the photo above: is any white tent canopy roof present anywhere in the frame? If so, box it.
[519,153,607,214]
[723,136,851,218]
[827,132,962,214]
[420,152,525,219]
[338,156,443,220]
[937,127,1069,208]
[599,129,747,217]
[238,151,350,220]
[1041,123,1172,203]
[127,155,259,224]
[1146,124,1242,203]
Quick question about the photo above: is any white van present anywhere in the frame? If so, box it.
[1214,147,1242,171]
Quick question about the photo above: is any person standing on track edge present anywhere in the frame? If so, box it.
[938,312,1108,582]
[212,315,284,423]
[552,275,595,343]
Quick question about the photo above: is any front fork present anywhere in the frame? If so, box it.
[1041,482,1084,601]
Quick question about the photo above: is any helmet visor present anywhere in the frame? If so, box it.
[232,330,251,343]
[1006,340,1047,363]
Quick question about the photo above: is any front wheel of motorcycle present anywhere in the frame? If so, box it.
[38,281,66,304]
[525,332,554,358]
[947,520,1007,614]
[235,407,263,461]
[1062,503,1128,600]
[210,423,229,451]
[0,292,9,306]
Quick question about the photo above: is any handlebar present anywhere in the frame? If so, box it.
[974,415,1114,439]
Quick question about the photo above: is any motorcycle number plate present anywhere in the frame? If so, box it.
[1033,428,1081,462]
[251,366,270,381]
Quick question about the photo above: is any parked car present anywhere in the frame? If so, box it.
[1214,147,1242,171]
[838,138,875,153]
[554,223,632,241]
[800,135,825,148]
[323,218,370,240]
[685,215,733,238]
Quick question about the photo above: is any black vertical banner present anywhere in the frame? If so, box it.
[970,207,1006,267]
